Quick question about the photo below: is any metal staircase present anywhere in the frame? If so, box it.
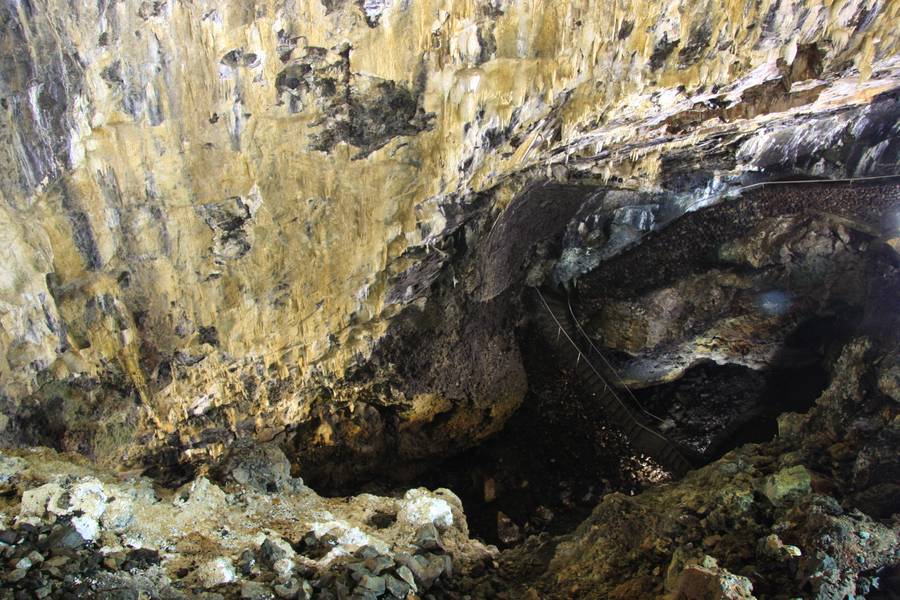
[533,287,695,478]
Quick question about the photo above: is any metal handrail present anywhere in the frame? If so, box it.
[563,293,666,424]
[678,174,900,222]
[534,288,677,448]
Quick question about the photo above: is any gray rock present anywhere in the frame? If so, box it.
[353,545,380,559]
[497,511,522,545]
[260,536,295,567]
[273,577,300,599]
[402,553,445,589]
[347,561,373,582]
[222,441,295,493]
[384,573,411,598]
[363,554,393,575]
[241,580,275,599]
[414,523,442,552]
[48,524,86,551]
[395,565,417,591]
[357,574,385,594]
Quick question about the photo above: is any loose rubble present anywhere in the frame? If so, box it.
[0,446,495,599]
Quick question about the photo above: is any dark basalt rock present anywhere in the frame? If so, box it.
[649,34,680,70]
[309,78,433,159]
[275,43,432,158]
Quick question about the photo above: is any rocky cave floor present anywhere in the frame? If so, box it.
[1,326,899,599]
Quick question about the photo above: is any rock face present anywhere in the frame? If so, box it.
[576,179,899,386]
[1,0,899,483]
[469,337,900,599]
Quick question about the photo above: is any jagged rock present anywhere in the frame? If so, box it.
[414,523,442,552]
[397,489,457,530]
[357,573,386,594]
[762,466,812,505]
[671,565,756,600]
[260,536,296,567]
[496,512,522,545]
[46,524,86,551]
[273,577,301,599]
[196,557,237,587]
[384,573,412,598]
[241,580,275,600]
[220,441,297,493]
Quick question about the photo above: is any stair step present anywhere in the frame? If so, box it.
[536,288,695,478]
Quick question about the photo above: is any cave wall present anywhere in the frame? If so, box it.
[574,179,900,386]
[1,0,899,472]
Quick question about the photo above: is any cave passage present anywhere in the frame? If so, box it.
[409,308,835,546]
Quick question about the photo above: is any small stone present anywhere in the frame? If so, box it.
[241,580,275,599]
[674,565,755,599]
[497,512,522,545]
[27,550,44,565]
[273,557,294,578]
[396,565,418,592]
[347,561,373,582]
[483,477,496,503]
[6,568,28,582]
[0,530,18,545]
[353,545,380,560]
[237,548,257,575]
[759,534,784,557]
[403,553,445,589]
[363,554,393,575]
[358,573,386,594]
[15,556,33,570]
[385,573,411,598]
[35,585,52,599]
[123,547,161,570]
[858,531,871,540]
[533,505,554,525]
[762,466,812,505]
[414,523,442,552]
[197,557,237,587]
[273,577,300,599]
[783,545,802,558]
[47,524,86,551]
[260,536,295,567]
[43,556,70,568]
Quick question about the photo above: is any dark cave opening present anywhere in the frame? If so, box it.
[634,360,829,460]
[212,180,888,553]
[410,319,661,547]
[403,301,861,547]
